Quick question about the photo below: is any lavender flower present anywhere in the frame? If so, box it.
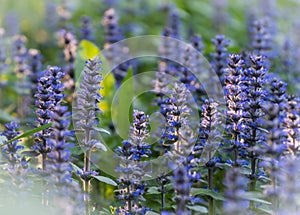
[102,8,130,86]
[243,55,268,187]
[58,30,77,89]
[1,122,25,169]
[74,57,104,202]
[33,66,65,170]
[190,34,204,53]
[0,29,8,81]
[224,54,247,166]
[249,18,273,57]
[211,35,230,84]
[80,16,94,42]
[28,49,43,106]
[12,35,29,75]
[167,8,181,39]
[283,95,300,155]
[46,105,73,184]
[115,110,151,215]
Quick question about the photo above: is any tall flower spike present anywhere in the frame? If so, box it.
[115,110,151,215]
[102,8,130,87]
[224,54,247,166]
[58,30,77,90]
[28,49,43,106]
[80,16,94,42]
[283,95,300,155]
[0,29,8,81]
[211,35,230,84]
[12,35,29,75]
[190,34,204,53]
[1,122,24,169]
[74,57,104,204]
[243,55,268,189]
[47,105,73,184]
[167,8,181,39]
[249,18,273,57]
[33,66,65,170]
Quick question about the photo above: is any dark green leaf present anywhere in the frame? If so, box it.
[191,188,225,201]
[186,205,208,213]
[1,123,52,147]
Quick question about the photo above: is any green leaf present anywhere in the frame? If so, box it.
[1,123,52,147]
[191,188,225,201]
[112,67,134,138]
[186,205,208,213]
[69,162,83,174]
[147,187,161,195]
[92,175,117,186]
[78,40,100,59]
[0,136,7,145]
[244,192,271,205]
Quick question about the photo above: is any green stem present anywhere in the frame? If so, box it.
[208,167,215,215]
[84,149,91,215]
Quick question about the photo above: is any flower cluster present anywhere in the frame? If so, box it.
[115,110,151,215]
[1,122,24,169]
[211,35,230,84]
[102,8,129,86]
[224,54,247,166]
[33,66,65,170]
[80,16,94,42]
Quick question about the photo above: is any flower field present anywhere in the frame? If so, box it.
[0,0,300,214]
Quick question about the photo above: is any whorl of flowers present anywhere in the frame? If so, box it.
[179,46,199,94]
[12,34,29,75]
[249,18,273,57]
[115,110,151,215]
[28,49,43,101]
[75,58,103,150]
[190,34,204,53]
[1,122,25,169]
[47,105,73,184]
[74,57,104,188]
[223,168,250,215]
[102,8,129,86]
[268,77,288,113]
[243,55,268,179]
[0,28,8,78]
[58,30,77,88]
[160,83,193,156]
[80,16,94,42]
[33,66,65,170]
[102,8,122,46]
[283,95,300,155]
[167,9,181,39]
[211,35,230,84]
[224,54,247,166]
